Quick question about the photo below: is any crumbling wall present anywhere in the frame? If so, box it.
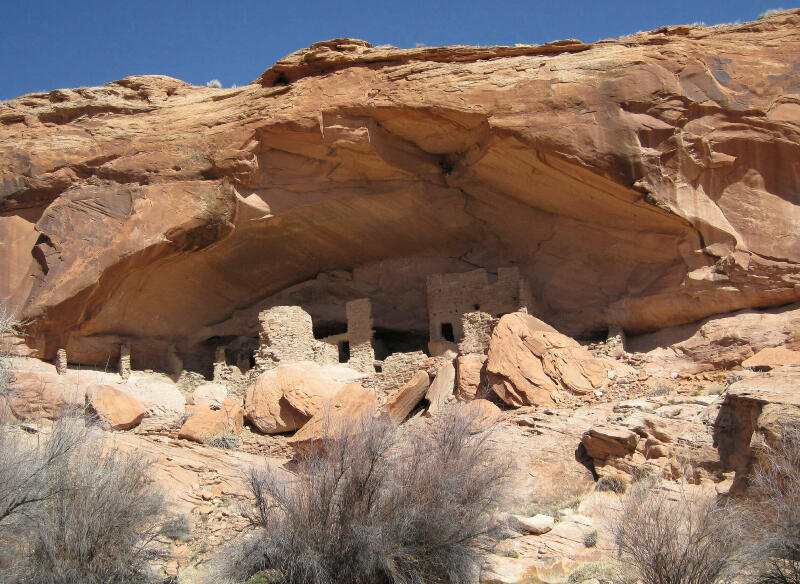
[458,311,498,355]
[365,350,429,396]
[427,267,532,345]
[345,298,375,373]
[254,306,316,370]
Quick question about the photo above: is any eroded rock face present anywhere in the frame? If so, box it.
[2,12,800,370]
[487,313,607,407]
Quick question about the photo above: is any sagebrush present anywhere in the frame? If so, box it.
[213,405,513,584]
[750,425,800,584]
[612,480,745,584]
[0,419,163,583]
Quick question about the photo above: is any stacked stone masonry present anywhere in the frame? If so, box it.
[254,306,317,370]
[427,267,532,346]
[458,311,498,355]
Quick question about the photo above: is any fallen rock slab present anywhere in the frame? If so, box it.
[742,347,800,370]
[487,313,607,407]
[426,362,455,414]
[179,399,244,443]
[512,513,555,535]
[289,383,378,455]
[581,425,639,460]
[382,370,430,424]
[86,385,146,430]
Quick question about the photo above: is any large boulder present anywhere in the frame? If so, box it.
[86,385,146,430]
[289,383,378,455]
[456,355,488,400]
[188,382,227,407]
[244,362,346,434]
[581,425,640,460]
[178,399,244,443]
[5,369,85,420]
[116,374,186,417]
[486,313,607,407]
[715,365,800,490]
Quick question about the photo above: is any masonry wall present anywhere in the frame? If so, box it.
[254,306,316,370]
[427,267,532,344]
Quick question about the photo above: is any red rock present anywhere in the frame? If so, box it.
[381,371,430,424]
[86,384,146,430]
[456,355,488,400]
[244,363,341,434]
[487,313,606,407]
[178,399,244,443]
[2,13,799,369]
[742,347,800,370]
[581,425,639,460]
[460,399,501,433]
[289,383,378,455]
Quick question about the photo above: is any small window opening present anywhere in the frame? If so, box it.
[440,322,455,343]
[473,304,481,311]
[338,341,350,363]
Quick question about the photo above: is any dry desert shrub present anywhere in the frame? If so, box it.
[213,405,513,584]
[612,480,745,584]
[0,419,163,584]
[749,425,800,584]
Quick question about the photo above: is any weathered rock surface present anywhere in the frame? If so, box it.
[382,370,430,424]
[487,313,607,407]
[715,365,800,489]
[456,354,488,400]
[512,513,555,535]
[289,382,378,454]
[742,347,800,370]
[2,12,800,371]
[425,361,455,413]
[86,384,146,430]
[581,425,640,460]
[188,382,227,407]
[244,362,342,434]
[629,304,800,372]
[178,398,244,443]
[4,357,184,420]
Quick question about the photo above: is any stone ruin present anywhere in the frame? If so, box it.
[67,267,533,390]
[252,299,376,374]
[426,267,532,353]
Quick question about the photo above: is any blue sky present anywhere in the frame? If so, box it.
[0,0,793,100]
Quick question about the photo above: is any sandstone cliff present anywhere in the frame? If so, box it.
[1,11,799,371]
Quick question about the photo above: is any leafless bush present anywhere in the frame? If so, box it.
[0,420,164,584]
[217,404,513,584]
[0,302,16,399]
[612,480,745,584]
[749,425,800,584]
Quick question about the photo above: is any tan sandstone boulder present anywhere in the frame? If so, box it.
[86,385,146,430]
[425,362,455,414]
[487,313,607,407]
[742,347,800,370]
[188,382,227,407]
[456,355,488,400]
[289,383,378,455]
[581,425,640,460]
[178,399,244,443]
[382,371,430,424]
[244,362,342,434]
